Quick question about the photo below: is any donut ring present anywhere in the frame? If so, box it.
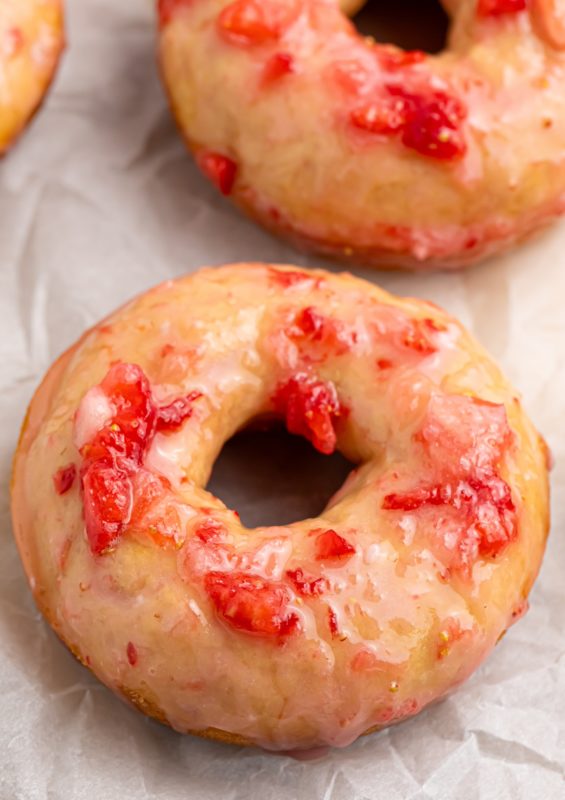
[158,0,565,269]
[12,264,549,750]
[0,1,64,155]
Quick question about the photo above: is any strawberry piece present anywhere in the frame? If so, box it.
[352,86,467,161]
[286,567,326,597]
[82,463,133,554]
[217,0,297,46]
[262,52,295,85]
[272,373,347,455]
[389,86,467,161]
[53,464,77,495]
[383,395,517,566]
[314,529,355,561]
[194,518,226,543]
[401,318,444,355]
[268,267,314,288]
[328,607,339,637]
[157,0,193,28]
[377,47,426,70]
[477,0,526,15]
[126,641,138,666]
[288,307,355,358]
[204,571,299,636]
[156,391,202,431]
[4,28,24,58]
[350,96,408,135]
[197,151,238,196]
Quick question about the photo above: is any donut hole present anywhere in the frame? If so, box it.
[354,0,449,54]
[206,425,355,528]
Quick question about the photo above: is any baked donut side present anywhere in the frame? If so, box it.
[158,0,565,269]
[11,264,550,750]
[0,0,64,155]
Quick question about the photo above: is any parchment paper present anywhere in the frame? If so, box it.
[1,1,564,797]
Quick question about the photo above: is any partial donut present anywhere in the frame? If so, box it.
[158,0,565,269]
[0,0,64,155]
[12,264,549,750]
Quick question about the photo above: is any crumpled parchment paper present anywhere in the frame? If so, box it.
[0,1,564,798]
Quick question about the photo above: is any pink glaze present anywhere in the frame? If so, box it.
[159,0,565,269]
[11,264,549,750]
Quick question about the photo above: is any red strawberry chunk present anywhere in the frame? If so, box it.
[53,464,77,495]
[262,52,295,85]
[350,96,408,135]
[377,47,426,70]
[82,463,133,554]
[204,571,299,636]
[478,0,526,15]
[351,86,467,161]
[77,362,201,554]
[286,567,326,597]
[217,0,297,46]
[157,0,193,28]
[272,373,347,455]
[314,529,355,561]
[328,606,339,637]
[126,641,138,666]
[383,395,517,566]
[197,151,238,196]
[156,391,202,432]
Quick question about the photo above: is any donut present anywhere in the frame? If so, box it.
[11,263,549,750]
[158,0,565,269]
[0,0,64,155]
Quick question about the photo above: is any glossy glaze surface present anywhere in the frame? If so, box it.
[11,264,549,749]
[159,0,565,269]
[0,0,64,154]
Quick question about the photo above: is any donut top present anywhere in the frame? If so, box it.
[14,264,548,748]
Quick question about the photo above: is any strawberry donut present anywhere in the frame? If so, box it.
[158,0,565,269]
[0,0,64,155]
[12,264,549,750]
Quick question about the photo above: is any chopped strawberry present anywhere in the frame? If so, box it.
[4,28,24,58]
[126,641,138,666]
[477,0,526,15]
[262,52,295,85]
[376,47,426,70]
[350,96,408,135]
[288,307,355,358]
[77,362,202,555]
[401,318,444,355]
[351,86,467,161]
[217,0,298,46]
[383,395,517,567]
[197,151,238,195]
[204,571,299,636]
[286,567,326,597]
[156,391,202,431]
[157,0,193,28]
[194,518,226,543]
[389,86,467,160]
[272,373,347,455]
[53,464,77,495]
[268,267,314,288]
[314,529,355,561]
[82,463,133,554]
[327,606,339,637]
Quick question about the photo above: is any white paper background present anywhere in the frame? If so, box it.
[1,1,564,797]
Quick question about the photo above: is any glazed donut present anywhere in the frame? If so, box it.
[0,1,64,155]
[158,0,565,269]
[12,264,549,750]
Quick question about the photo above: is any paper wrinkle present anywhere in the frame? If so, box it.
[1,0,564,797]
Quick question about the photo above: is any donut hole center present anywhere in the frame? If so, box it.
[206,424,355,528]
[354,0,449,54]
